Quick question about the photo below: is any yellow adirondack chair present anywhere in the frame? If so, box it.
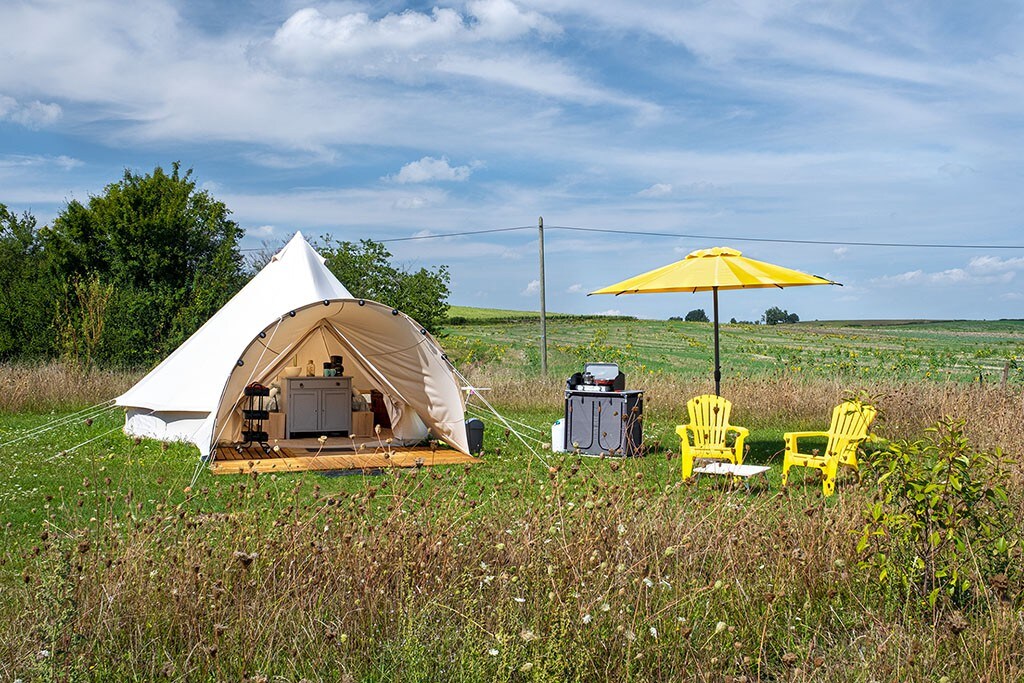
[781,400,877,496]
[676,395,749,480]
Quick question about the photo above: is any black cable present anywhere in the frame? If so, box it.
[546,225,1024,250]
[242,224,1024,250]
[379,225,534,243]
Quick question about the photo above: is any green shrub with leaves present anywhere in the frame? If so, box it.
[856,418,1019,615]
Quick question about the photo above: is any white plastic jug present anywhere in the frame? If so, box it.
[551,419,566,453]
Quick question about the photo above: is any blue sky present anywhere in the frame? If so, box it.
[2,0,1023,322]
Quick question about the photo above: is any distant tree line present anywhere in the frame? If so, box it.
[1,163,450,369]
[670,307,799,325]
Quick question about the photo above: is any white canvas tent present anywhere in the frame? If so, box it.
[116,232,469,458]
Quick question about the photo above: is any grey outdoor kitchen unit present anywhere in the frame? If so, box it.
[563,362,643,457]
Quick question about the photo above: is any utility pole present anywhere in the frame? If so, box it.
[538,216,548,376]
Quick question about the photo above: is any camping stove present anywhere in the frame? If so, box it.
[565,362,626,392]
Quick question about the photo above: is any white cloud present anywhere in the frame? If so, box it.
[521,279,540,295]
[0,95,61,129]
[873,264,1016,287]
[393,195,431,209]
[267,2,559,65]
[567,283,583,293]
[0,153,80,170]
[595,309,622,316]
[392,156,473,183]
[467,0,561,40]
[967,255,1024,272]
[247,224,276,238]
[833,246,848,258]
[637,183,673,198]
[437,54,656,113]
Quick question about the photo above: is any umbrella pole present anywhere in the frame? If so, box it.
[713,287,721,396]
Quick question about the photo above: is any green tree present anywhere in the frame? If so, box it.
[0,204,58,360]
[684,308,709,322]
[763,306,799,325]
[43,163,245,366]
[317,237,450,334]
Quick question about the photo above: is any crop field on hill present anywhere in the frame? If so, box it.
[1,316,1022,681]
[445,315,1024,385]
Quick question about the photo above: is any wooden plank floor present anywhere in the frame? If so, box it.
[210,444,480,475]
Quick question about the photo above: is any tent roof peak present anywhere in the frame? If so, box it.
[272,231,325,265]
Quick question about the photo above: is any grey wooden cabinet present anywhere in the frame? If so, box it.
[285,377,352,438]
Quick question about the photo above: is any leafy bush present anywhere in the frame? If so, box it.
[684,309,709,323]
[856,418,1019,615]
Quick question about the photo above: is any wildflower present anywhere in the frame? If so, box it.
[233,551,257,568]
[487,648,499,656]
[642,577,654,588]
[600,602,610,612]
[513,597,526,604]
[715,621,727,634]
[582,614,592,624]
[649,626,658,639]
[617,523,627,535]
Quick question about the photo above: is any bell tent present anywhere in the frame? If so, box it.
[115,232,469,458]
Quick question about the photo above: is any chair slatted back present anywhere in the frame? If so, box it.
[687,395,733,449]
[825,401,877,460]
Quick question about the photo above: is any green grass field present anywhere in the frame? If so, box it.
[1,314,1022,681]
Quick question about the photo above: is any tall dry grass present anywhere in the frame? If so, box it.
[7,461,1022,681]
[0,362,140,413]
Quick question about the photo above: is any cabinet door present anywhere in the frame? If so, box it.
[597,396,625,454]
[566,395,596,451]
[321,389,352,433]
[288,390,319,434]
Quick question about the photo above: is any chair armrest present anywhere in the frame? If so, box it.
[784,430,829,453]
[729,425,749,464]
[675,424,694,439]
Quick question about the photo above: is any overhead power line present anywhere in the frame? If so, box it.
[244,224,1024,251]
[547,225,1024,250]
[380,226,534,243]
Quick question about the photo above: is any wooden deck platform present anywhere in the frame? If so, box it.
[210,442,480,475]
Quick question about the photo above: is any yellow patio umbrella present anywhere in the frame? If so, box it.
[590,246,840,395]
